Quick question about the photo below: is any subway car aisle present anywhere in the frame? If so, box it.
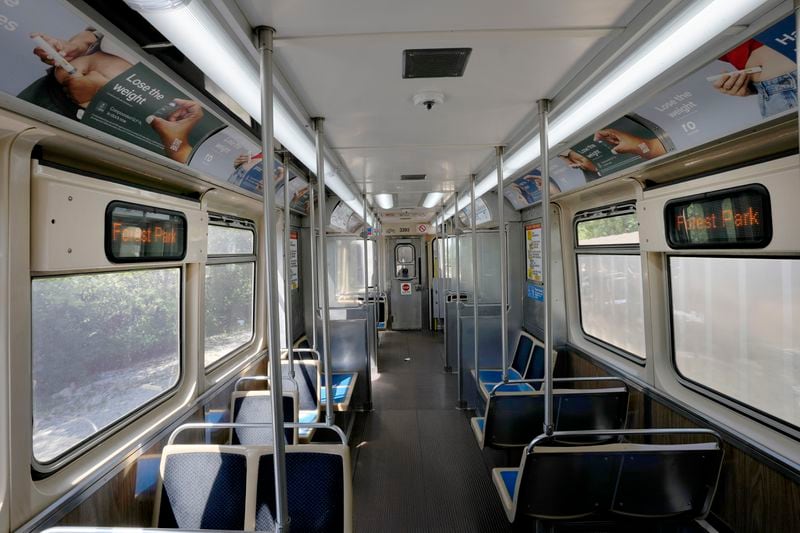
[351,330,511,532]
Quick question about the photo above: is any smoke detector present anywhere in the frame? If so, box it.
[413,91,444,110]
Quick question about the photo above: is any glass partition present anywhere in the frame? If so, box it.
[327,236,375,307]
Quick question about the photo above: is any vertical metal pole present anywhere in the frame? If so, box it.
[313,117,334,425]
[796,0,799,151]
[455,192,464,407]
[283,151,294,378]
[439,206,446,372]
[538,98,554,436]
[256,26,289,533]
[496,146,509,382]
[363,194,373,409]
[308,181,318,351]
[471,175,479,387]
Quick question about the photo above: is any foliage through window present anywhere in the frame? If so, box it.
[204,223,256,367]
[32,269,181,463]
[575,207,646,359]
[576,212,638,246]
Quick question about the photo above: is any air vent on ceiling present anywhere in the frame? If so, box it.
[400,174,427,181]
[402,48,472,79]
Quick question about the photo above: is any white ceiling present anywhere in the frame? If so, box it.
[235,0,651,214]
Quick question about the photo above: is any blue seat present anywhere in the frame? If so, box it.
[155,446,248,530]
[231,390,298,445]
[156,443,352,532]
[256,444,352,532]
[473,332,542,401]
[492,429,724,525]
[278,360,321,442]
[319,372,359,410]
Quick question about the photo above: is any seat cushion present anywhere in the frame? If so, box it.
[470,417,485,446]
[500,469,518,499]
[480,381,535,398]
[478,368,522,384]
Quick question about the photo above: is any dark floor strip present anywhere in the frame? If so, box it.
[352,330,511,533]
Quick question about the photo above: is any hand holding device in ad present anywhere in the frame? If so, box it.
[148,98,205,163]
[710,67,760,97]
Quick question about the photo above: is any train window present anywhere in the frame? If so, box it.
[204,223,256,368]
[395,244,416,279]
[32,269,181,464]
[670,257,800,428]
[576,212,639,246]
[575,206,645,360]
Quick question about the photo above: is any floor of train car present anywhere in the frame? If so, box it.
[347,331,715,533]
[349,330,512,533]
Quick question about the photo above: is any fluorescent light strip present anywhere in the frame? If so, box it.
[126,0,366,216]
[422,192,444,208]
[437,0,767,223]
[374,193,394,209]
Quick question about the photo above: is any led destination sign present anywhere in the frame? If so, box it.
[665,185,771,249]
[105,201,187,262]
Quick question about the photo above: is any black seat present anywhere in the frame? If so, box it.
[471,377,629,449]
[155,446,248,530]
[492,429,724,525]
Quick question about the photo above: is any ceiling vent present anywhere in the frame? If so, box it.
[400,174,427,181]
[402,48,472,79]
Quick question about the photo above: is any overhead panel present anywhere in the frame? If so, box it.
[402,48,472,79]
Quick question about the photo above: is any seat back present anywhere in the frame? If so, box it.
[517,445,620,520]
[155,445,248,530]
[255,444,352,532]
[483,386,629,449]
[231,390,298,445]
[524,343,545,386]
[515,438,723,522]
[484,393,545,448]
[553,387,628,444]
[280,360,318,411]
[510,332,536,376]
[612,444,723,518]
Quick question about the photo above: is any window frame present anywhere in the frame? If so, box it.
[31,265,185,472]
[667,253,800,440]
[203,215,257,372]
[573,202,646,364]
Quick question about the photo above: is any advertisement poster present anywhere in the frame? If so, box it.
[289,231,299,289]
[525,223,542,282]
[457,197,492,226]
[504,13,797,211]
[0,0,314,212]
[527,283,544,302]
[1,0,222,164]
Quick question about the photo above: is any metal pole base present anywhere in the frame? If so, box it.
[355,402,374,412]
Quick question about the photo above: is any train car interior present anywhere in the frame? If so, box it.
[0,0,799,532]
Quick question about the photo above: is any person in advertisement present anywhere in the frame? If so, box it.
[711,37,797,118]
[19,29,209,164]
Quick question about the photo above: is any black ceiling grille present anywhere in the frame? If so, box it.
[403,48,472,79]
[400,174,427,181]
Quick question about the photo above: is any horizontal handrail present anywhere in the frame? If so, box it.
[488,376,627,396]
[233,375,298,392]
[169,422,347,446]
[525,428,723,454]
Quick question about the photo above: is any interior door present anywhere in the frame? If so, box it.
[389,238,422,330]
